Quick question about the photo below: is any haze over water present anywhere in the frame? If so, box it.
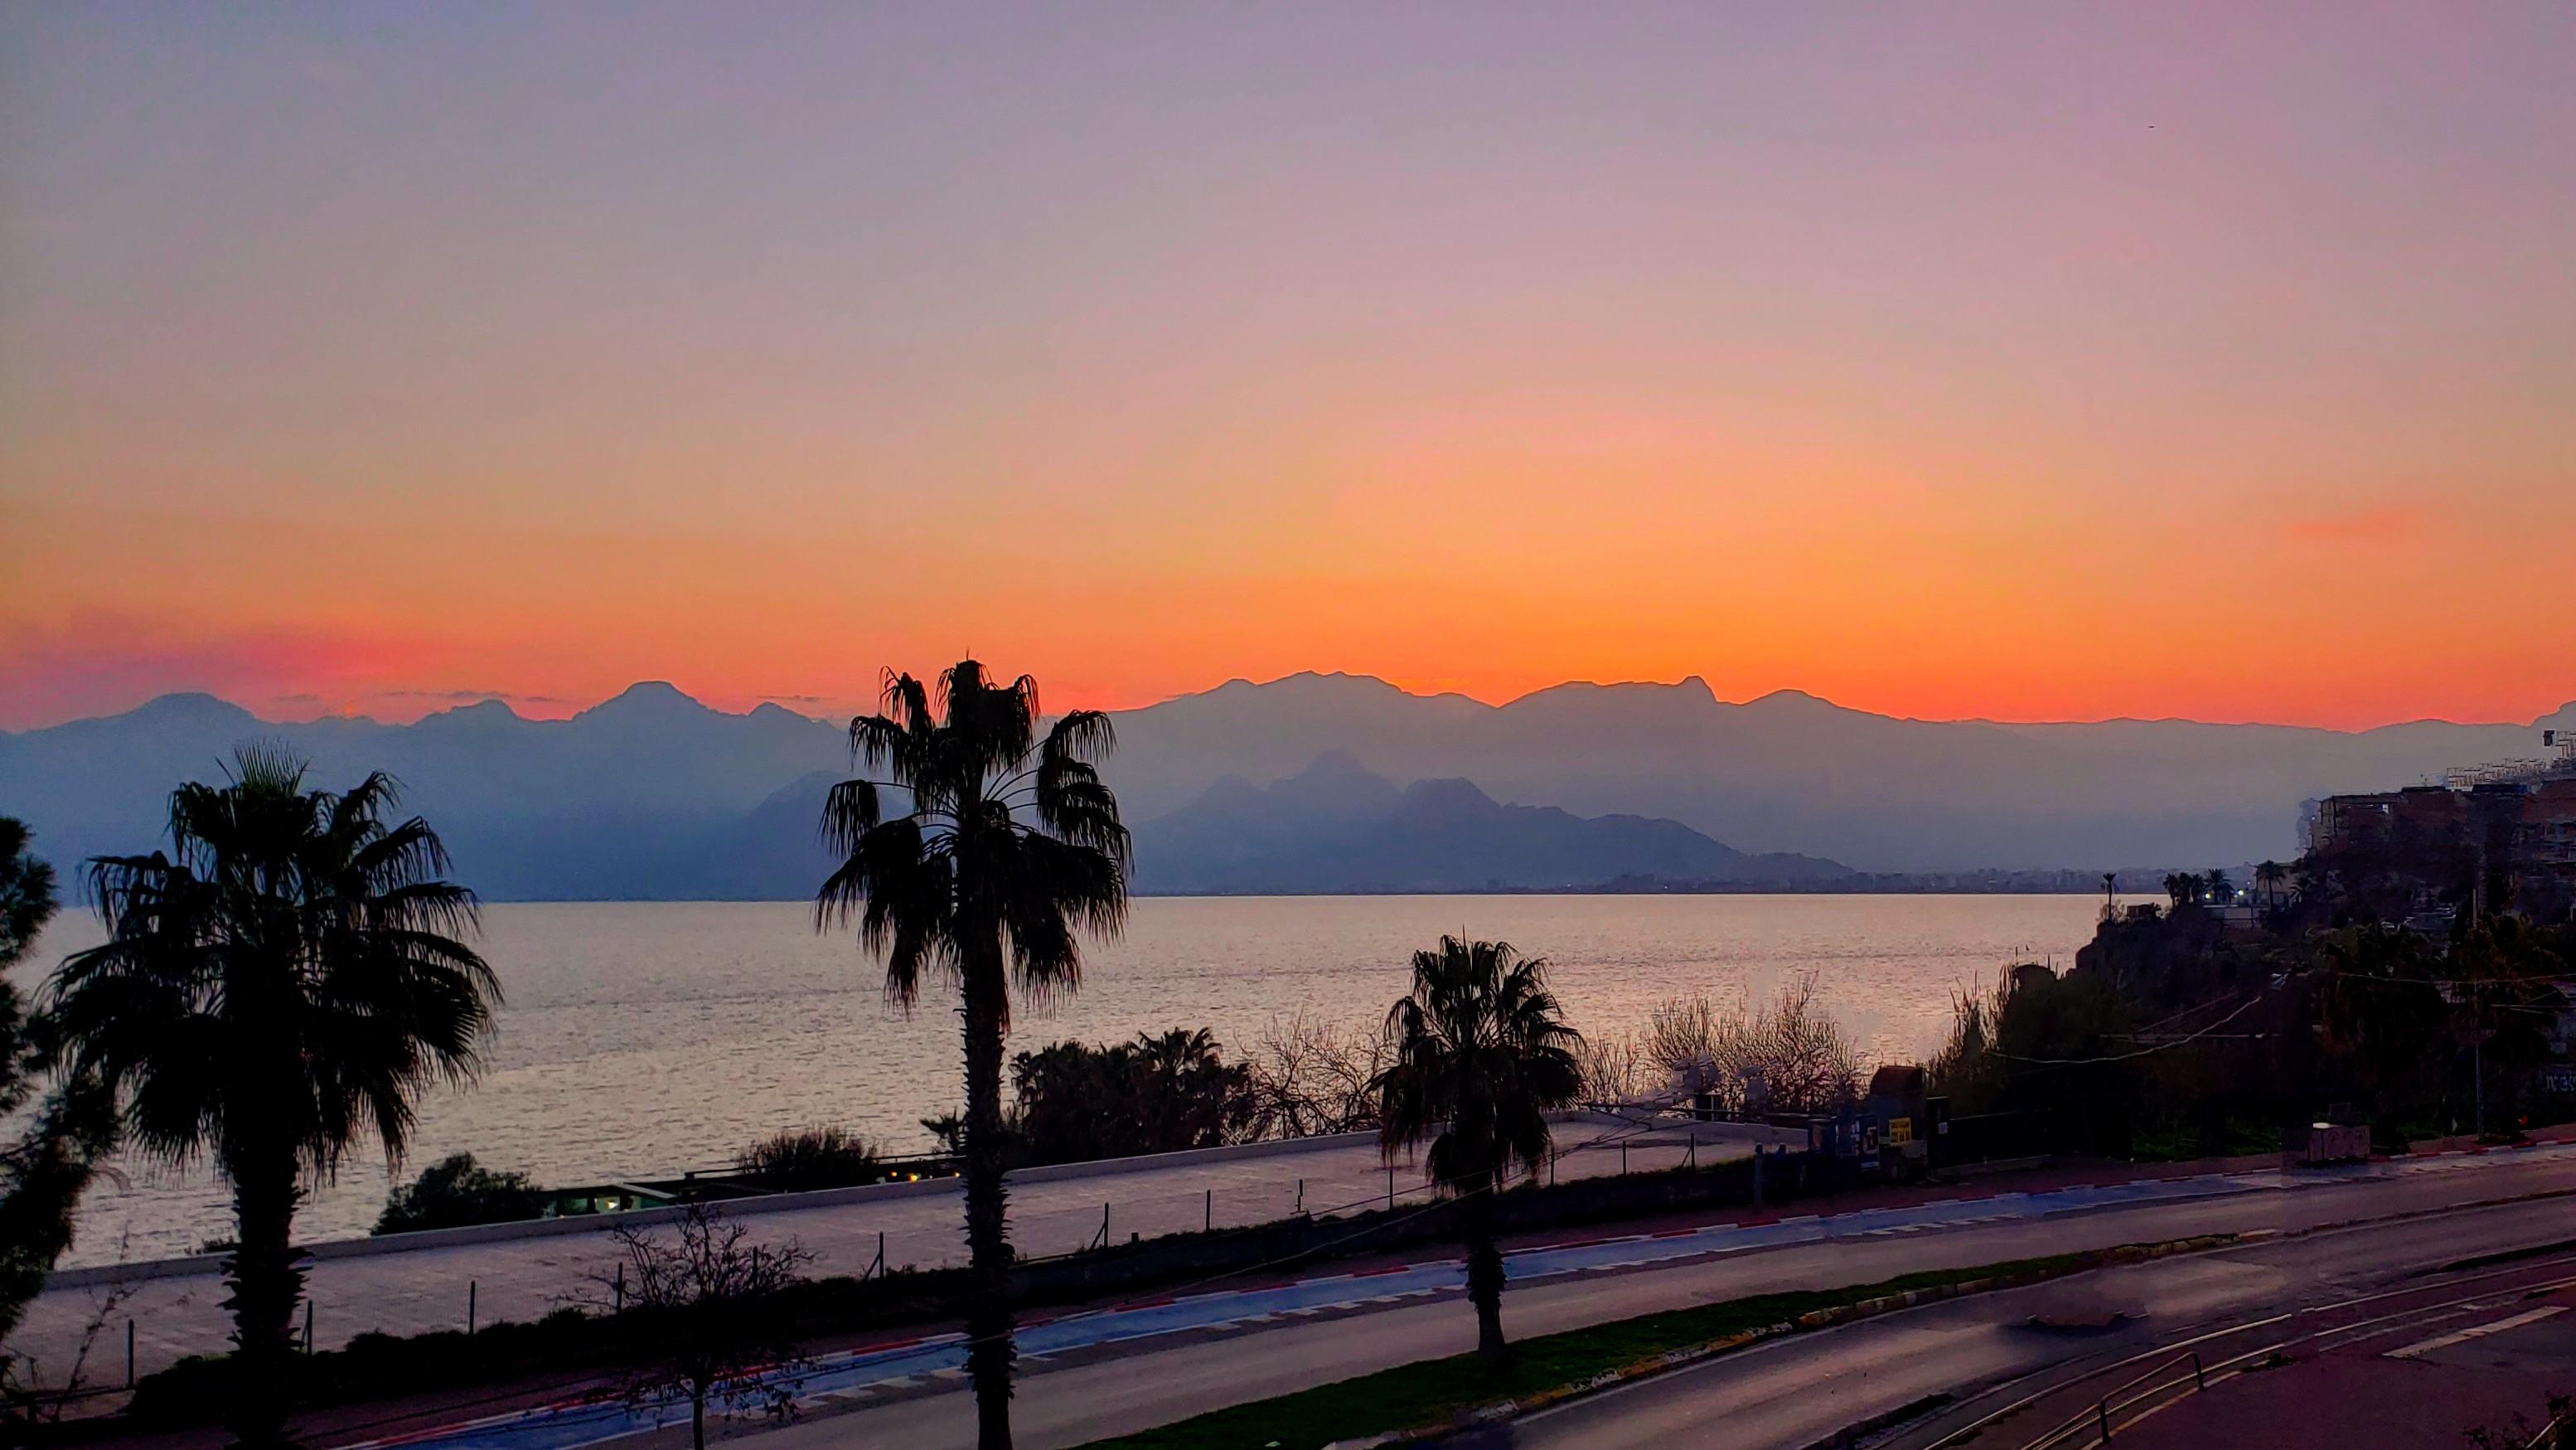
[27,893,2129,1263]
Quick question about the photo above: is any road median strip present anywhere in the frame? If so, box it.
[1073,1234,2244,1450]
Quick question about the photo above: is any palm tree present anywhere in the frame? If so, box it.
[2205,868,2236,904]
[46,749,496,1448]
[1372,936,1583,1364]
[3,818,115,1355]
[814,661,1128,1450]
[2254,861,2288,909]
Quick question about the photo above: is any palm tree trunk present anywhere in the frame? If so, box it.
[691,1387,707,1450]
[961,948,1017,1450]
[1463,1187,1508,1364]
[224,1132,305,1449]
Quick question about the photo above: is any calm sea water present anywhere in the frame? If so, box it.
[22,895,2122,1263]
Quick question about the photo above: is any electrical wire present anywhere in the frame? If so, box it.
[1990,993,2268,1066]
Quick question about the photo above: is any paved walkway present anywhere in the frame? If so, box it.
[11,1118,1761,1386]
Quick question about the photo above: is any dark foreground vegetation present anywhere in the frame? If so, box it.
[1925,860,2576,1163]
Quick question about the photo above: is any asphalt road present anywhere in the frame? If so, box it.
[1498,1186,2576,1450]
[729,1146,2576,1450]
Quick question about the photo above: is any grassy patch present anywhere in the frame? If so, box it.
[2128,1117,2283,1163]
[1078,1251,2103,1449]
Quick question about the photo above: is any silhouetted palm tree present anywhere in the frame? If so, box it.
[46,749,496,1448]
[2206,868,2235,904]
[2,818,115,1354]
[2254,861,2287,908]
[814,661,1128,1450]
[1372,936,1583,1363]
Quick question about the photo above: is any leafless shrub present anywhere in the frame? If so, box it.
[1574,1031,1650,1107]
[1750,976,1864,1114]
[1640,977,1862,1117]
[1644,994,1728,1094]
[2,1233,138,1425]
[1925,970,2011,1111]
[1243,1011,1387,1139]
[579,1205,816,1450]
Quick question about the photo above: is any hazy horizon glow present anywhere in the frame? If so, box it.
[7,5,2573,733]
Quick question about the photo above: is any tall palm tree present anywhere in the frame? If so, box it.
[46,749,496,1448]
[2254,861,2288,909]
[3,818,115,1357]
[814,661,1128,1450]
[1372,936,1583,1364]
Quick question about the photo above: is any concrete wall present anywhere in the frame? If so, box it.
[38,1127,1427,1287]
[46,1113,1793,1289]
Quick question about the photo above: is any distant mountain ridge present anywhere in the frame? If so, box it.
[1097,673,2576,874]
[0,683,855,901]
[1132,752,1848,894]
[2,674,2569,899]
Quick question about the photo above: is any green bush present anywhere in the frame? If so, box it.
[1012,1028,1254,1165]
[735,1127,884,1191]
[375,1153,545,1235]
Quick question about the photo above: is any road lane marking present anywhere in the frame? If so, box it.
[2384,1305,2567,1360]
[2307,1304,2485,1354]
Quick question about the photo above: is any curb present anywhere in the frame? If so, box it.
[1319,1234,2244,1450]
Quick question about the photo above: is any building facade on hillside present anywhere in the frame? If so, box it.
[2307,741,2576,919]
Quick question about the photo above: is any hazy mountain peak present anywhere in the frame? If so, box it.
[1292,748,1375,780]
[579,680,714,720]
[127,691,261,726]
[1508,676,1718,707]
[1741,686,1842,712]
[1212,671,1405,699]
[1269,750,1405,821]
[1398,775,1499,815]
[1192,773,1264,809]
[1133,760,1847,893]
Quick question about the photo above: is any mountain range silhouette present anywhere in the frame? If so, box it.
[2,674,2567,899]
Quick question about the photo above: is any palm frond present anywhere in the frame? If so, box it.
[819,778,884,856]
[1035,723,1131,861]
[847,714,913,775]
[347,816,458,896]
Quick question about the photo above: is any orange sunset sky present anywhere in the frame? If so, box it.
[4,6,2573,733]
